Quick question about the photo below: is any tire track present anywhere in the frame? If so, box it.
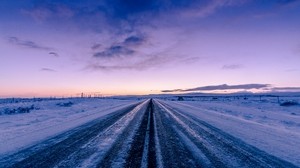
[153,100,203,167]
[96,100,149,168]
[56,100,149,168]
[124,99,156,168]
[97,99,157,168]
[155,100,298,168]
[0,102,145,168]
[0,99,297,168]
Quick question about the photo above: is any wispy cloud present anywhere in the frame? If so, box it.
[22,0,248,35]
[161,84,271,93]
[181,57,201,64]
[90,39,196,71]
[272,87,300,92]
[22,4,74,22]
[160,89,184,93]
[22,7,52,22]
[92,34,146,59]
[49,52,59,57]
[123,35,145,46]
[91,44,102,50]
[181,0,248,18]
[93,45,135,58]
[21,0,250,72]
[87,54,171,71]
[86,48,196,71]
[252,0,300,19]
[104,0,248,20]
[222,64,243,70]
[8,36,53,51]
[276,0,300,6]
[40,68,56,72]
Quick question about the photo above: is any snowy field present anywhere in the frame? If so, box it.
[0,96,299,167]
[161,95,300,166]
[0,98,138,155]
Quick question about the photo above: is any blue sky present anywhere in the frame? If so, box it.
[1,0,300,97]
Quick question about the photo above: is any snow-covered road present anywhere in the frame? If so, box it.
[0,99,298,168]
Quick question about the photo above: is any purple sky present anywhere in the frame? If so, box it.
[1,0,300,97]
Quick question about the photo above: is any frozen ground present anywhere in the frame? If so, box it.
[0,98,137,155]
[0,96,299,167]
[161,96,300,166]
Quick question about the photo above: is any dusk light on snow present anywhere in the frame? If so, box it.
[1,0,300,97]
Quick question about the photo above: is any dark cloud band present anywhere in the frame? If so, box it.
[161,84,271,92]
[8,36,53,51]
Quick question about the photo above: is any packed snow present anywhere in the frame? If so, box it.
[161,95,300,166]
[0,98,137,156]
[1,95,299,166]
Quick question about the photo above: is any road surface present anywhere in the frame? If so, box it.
[0,99,297,168]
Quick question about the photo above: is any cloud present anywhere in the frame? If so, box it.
[91,44,102,50]
[8,36,53,51]
[222,64,243,70]
[93,45,135,58]
[22,4,74,22]
[87,54,171,71]
[252,0,300,18]
[40,68,56,72]
[22,7,52,22]
[160,89,184,93]
[161,84,271,92]
[49,52,59,57]
[124,35,145,46]
[86,64,129,71]
[88,30,200,71]
[92,34,146,59]
[86,48,195,71]
[105,0,247,20]
[180,0,248,18]
[276,0,299,6]
[181,57,201,64]
[23,0,247,32]
[21,1,248,72]
[272,87,300,91]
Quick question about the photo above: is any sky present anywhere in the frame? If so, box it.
[1,0,300,97]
